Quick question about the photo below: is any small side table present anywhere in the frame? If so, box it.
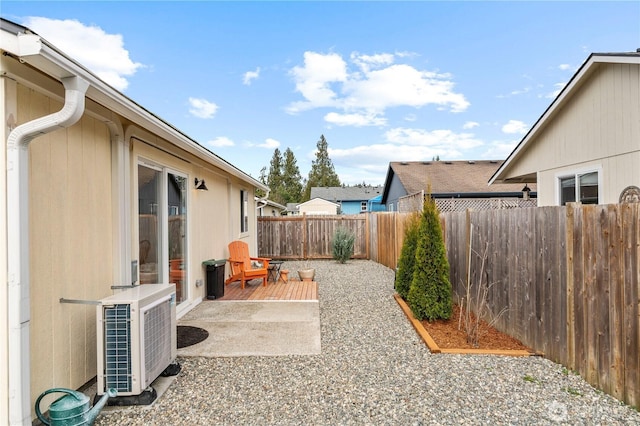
[267,260,284,283]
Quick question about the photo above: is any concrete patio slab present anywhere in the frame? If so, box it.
[177,300,321,357]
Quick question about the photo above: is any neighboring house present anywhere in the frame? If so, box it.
[381,160,536,212]
[490,50,640,206]
[257,198,286,217]
[284,202,300,216]
[310,186,385,214]
[1,18,269,424]
[297,197,340,215]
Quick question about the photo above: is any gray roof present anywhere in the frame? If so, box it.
[310,186,384,202]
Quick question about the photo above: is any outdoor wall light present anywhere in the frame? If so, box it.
[194,178,208,191]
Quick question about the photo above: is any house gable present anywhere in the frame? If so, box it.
[311,186,384,214]
[490,51,640,205]
[297,197,339,215]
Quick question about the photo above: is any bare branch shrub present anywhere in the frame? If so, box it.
[457,232,508,347]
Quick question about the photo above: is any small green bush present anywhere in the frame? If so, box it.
[332,226,355,263]
[395,212,420,300]
[407,197,452,321]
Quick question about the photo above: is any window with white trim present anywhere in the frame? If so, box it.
[361,201,367,212]
[559,171,599,205]
[240,189,249,233]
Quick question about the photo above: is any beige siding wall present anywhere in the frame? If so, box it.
[23,83,114,414]
[130,132,259,303]
[226,178,259,254]
[538,152,640,206]
[10,78,261,420]
[299,199,338,215]
[506,63,640,205]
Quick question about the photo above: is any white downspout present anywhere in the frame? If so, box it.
[7,76,89,425]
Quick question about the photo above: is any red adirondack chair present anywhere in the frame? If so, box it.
[225,241,270,289]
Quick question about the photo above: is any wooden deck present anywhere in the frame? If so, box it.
[218,278,318,301]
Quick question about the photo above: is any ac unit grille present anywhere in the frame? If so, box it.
[103,304,133,393]
[142,300,172,387]
[97,284,176,397]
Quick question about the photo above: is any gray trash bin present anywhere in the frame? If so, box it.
[203,259,226,299]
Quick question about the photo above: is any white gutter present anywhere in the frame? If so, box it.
[6,75,89,425]
[255,189,271,211]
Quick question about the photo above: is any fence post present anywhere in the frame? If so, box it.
[302,213,308,259]
[365,213,370,260]
[566,204,575,370]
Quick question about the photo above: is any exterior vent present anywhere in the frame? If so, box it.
[97,284,176,396]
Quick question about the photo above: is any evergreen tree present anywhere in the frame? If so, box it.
[256,166,268,198]
[394,212,421,300]
[280,148,303,204]
[266,148,284,204]
[407,197,452,321]
[304,134,341,200]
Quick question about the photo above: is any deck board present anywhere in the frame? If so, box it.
[218,278,318,301]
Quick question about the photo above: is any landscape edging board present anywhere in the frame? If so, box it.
[393,294,535,357]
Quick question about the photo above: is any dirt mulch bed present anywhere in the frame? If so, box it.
[421,304,531,351]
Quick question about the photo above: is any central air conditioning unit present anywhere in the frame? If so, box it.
[96,283,176,397]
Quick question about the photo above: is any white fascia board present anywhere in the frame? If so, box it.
[489,55,597,185]
[1,28,267,191]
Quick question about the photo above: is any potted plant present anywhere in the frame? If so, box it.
[298,259,315,281]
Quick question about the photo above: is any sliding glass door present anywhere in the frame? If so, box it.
[138,164,162,285]
[138,163,188,304]
[167,172,187,303]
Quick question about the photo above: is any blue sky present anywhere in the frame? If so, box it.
[3,1,639,185]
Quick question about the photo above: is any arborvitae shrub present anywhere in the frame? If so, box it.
[407,197,452,321]
[395,212,420,300]
[332,226,355,263]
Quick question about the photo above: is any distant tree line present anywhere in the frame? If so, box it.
[258,134,342,205]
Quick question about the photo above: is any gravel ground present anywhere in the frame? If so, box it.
[96,260,639,425]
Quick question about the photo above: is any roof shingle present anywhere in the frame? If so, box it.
[389,161,535,195]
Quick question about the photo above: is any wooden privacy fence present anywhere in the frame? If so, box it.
[442,203,639,408]
[258,212,414,265]
[257,205,639,406]
[258,214,369,259]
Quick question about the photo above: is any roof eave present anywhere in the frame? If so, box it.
[489,52,640,186]
[1,19,268,191]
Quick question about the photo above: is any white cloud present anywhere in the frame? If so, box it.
[257,138,280,149]
[558,63,572,71]
[463,121,479,129]
[243,67,260,85]
[324,112,387,127]
[303,126,486,184]
[206,136,234,148]
[481,140,519,160]
[350,52,395,72]
[385,127,483,150]
[497,86,531,98]
[545,82,567,99]
[188,97,219,119]
[286,51,469,119]
[22,17,142,91]
[501,120,528,135]
[287,51,348,113]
